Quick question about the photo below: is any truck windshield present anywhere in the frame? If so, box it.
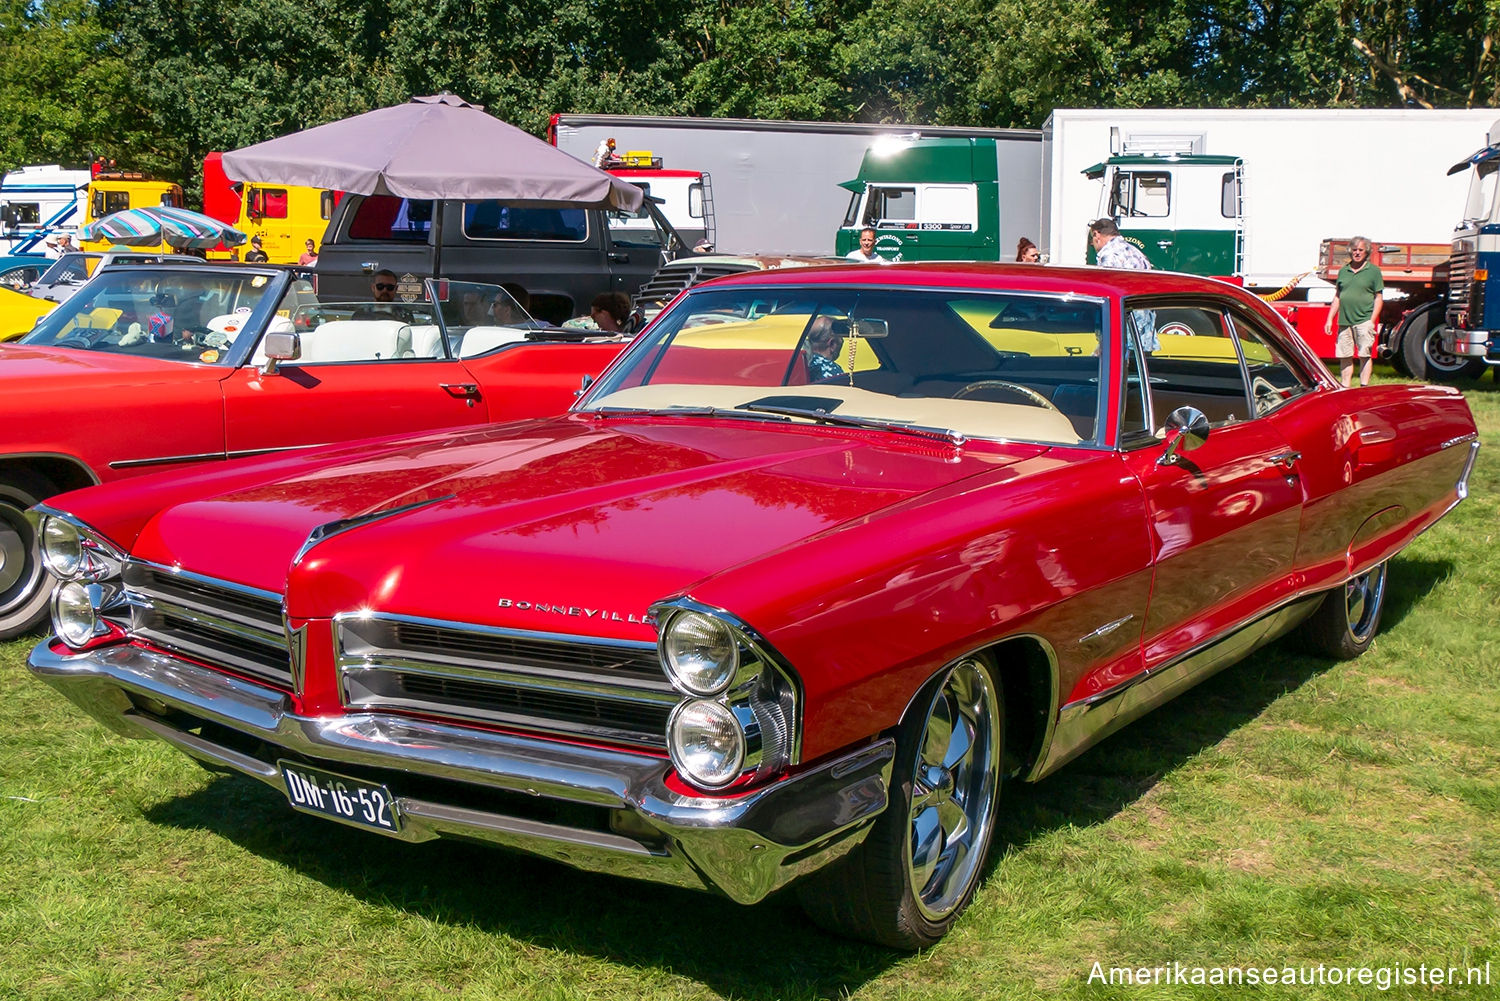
[581,284,1108,446]
[20,269,276,364]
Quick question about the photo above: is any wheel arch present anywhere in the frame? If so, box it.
[0,453,99,497]
[893,633,1059,784]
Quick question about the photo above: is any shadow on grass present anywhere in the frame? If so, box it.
[140,558,1455,997]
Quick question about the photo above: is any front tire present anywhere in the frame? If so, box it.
[0,472,58,640]
[1299,562,1388,660]
[797,656,1003,950]
[1400,307,1484,382]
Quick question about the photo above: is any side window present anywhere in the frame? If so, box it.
[1221,171,1241,218]
[160,191,181,208]
[1110,172,1170,218]
[1229,310,1315,416]
[864,186,916,225]
[921,185,977,230]
[842,191,861,228]
[95,190,129,216]
[688,182,705,220]
[11,202,41,225]
[320,190,336,220]
[253,189,289,219]
[1119,317,1154,444]
[1135,304,1249,429]
[463,201,587,241]
[347,196,433,241]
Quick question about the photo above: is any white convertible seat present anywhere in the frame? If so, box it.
[299,319,412,363]
[407,324,444,358]
[459,325,529,358]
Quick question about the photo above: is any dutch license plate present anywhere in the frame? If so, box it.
[278,760,401,835]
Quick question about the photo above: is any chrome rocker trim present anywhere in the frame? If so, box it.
[28,639,894,905]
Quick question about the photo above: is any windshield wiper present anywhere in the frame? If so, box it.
[589,405,792,422]
[737,404,966,445]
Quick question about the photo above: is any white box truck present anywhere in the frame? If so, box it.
[0,164,90,255]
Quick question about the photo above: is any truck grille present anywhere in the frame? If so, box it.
[631,261,757,310]
[1449,241,1476,310]
[336,614,678,749]
[123,563,291,689]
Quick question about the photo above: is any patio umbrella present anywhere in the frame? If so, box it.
[78,206,247,250]
[221,93,643,276]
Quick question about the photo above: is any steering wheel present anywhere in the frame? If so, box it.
[953,380,1062,412]
[1250,375,1283,416]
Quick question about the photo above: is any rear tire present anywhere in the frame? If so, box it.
[0,471,58,640]
[1400,306,1484,382]
[797,656,1003,950]
[1299,562,1388,660]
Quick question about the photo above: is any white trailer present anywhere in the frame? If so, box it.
[550,114,1041,256]
[0,165,90,255]
[1041,108,1497,290]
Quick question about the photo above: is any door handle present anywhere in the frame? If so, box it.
[440,382,481,406]
[1267,450,1301,470]
[360,261,379,273]
[607,251,630,263]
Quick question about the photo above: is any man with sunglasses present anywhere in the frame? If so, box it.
[370,270,399,302]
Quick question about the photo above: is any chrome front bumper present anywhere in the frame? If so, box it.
[28,639,893,904]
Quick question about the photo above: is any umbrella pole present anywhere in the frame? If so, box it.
[431,199,444,280]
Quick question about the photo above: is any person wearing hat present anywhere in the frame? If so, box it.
[592,137,622,168]
[244,235,269,263]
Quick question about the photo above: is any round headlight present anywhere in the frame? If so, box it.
[668,699,745,789]
[661,611,739,696]
[40,517,84,579]
[52,581,98,648]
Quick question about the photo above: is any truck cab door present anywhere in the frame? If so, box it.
[605,197,682,295]
[1101,166,1178,269]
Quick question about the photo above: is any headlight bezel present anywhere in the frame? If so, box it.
[51,580,109,648]
[651,598,802,792]
[658,609,741,697]
[35,509,127,583]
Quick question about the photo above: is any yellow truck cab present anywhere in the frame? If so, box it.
[202,151,333,264]
[78,171,184,253]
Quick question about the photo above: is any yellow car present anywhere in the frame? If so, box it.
[0,286,56,341]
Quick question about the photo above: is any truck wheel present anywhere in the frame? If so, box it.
[1298,562,1387,660]
[797,656,1003,949]
[1401,308,1485,382]
[0,472,57,640]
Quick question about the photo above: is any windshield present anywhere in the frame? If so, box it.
[582,284,1108,445]
[36,253,99,286]
[20,268,278,364]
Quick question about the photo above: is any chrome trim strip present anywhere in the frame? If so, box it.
[126,560,284,605]
[108,451,227,470]
[1456,439,1481,501]
[1439,432,1479,451]
[28,639,893,905]
[226,443,324,460]
[342,656,680,706]
[291,495,456,568]
[140,595,284,650]
[336,610,660,662]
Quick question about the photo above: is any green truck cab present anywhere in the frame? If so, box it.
[835,137,1039,262]
[1082,154,1244,275]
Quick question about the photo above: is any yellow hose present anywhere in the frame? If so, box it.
[1259,270,1317,302]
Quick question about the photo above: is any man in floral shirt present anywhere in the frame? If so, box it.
[1089,219,1157,351]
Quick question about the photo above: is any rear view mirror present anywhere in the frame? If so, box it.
[852,318,889,338]
[260,331,301,375]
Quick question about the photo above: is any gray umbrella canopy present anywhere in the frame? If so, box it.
[221,94,642,212]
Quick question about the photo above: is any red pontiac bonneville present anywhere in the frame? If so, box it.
[27,264,1478,948]
[0,264,626,638]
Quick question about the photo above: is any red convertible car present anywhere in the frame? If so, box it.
[0,264,625,638]
[27,264,1478,948]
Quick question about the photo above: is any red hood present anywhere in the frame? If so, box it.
[126,414,1044,636]
[0,342,226,391]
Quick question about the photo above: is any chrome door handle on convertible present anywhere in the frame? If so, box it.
[1267,450,1302,470]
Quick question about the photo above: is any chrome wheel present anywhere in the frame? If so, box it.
[905,658,1001,921]
[1345,563,1387,644]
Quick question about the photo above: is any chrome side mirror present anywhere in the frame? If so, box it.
[1157,406,1210,466]
[260,331,301,375]
[574,373,594,398]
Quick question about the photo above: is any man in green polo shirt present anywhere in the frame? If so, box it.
[1324,236,1383,388]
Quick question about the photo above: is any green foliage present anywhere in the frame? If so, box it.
[0,0,1497,201]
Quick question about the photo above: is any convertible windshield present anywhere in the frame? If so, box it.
[20,269,277,364]
[582,284,1109,444]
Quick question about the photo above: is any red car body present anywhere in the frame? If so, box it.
[27,263,1479,948]
[0,264,624,637]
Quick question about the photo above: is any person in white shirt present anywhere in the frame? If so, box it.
[846,227,887,263]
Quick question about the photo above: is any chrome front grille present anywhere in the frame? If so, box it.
[336,615,678,748]
[1449,242,1475,309]
[123,563,291,688]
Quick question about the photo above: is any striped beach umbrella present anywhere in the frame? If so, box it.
[78,206,247,250]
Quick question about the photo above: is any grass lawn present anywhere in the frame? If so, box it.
[2,372,1498,1000]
